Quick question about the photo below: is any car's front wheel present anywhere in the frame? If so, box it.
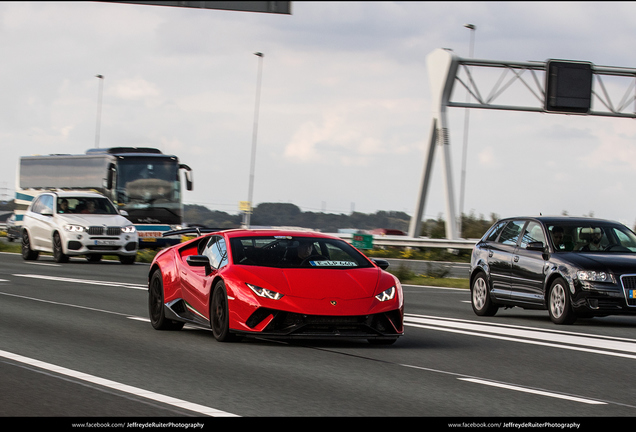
[210,280,239,342]
[53,233,69,263]
[86,254,102,263]
[21,231,39,261]
[471,272,498,316]
[119,255,136,265]
[548,277,576,324]
[148,270,184,331]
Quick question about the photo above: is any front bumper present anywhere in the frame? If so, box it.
[64,228,138,256]
[572,274,636,315]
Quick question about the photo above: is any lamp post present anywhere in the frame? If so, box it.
[244,52,264,228]
[458,24,476,237]
[95,74,104,148]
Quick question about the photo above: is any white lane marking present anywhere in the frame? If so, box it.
[405,314,636,359]
[0,291,135,316]
[25,262,61,267]
[13,274,146,290]
[458,378,606,405]
[0,349,239,417]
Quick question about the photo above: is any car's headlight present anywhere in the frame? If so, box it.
[576,270,615,284]
[121,225,136,233]
[64,224,86,232]
[375,286,396,302]
[246,283,284,300]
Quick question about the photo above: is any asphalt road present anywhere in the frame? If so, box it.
[1,251,636,424]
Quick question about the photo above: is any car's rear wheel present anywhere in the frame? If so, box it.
[53,233,69,263]
[21,231,39,261]
[548,277,576,324]
[148,270,184,331]
[210,280,239,342]
[471,272,498,316]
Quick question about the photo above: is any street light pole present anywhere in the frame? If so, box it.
[458,24,476,237]
[95,74,104,148]
[244,52,264,228]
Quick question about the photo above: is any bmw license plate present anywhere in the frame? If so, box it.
[94,240,117,246]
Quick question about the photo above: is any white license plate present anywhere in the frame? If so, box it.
[94,240,117,246]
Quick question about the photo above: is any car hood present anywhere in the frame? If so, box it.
[233,266,383,300]
[56,213,132,227]
[559,252,636,274]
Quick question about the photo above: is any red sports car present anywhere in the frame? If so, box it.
[148,229,404,344]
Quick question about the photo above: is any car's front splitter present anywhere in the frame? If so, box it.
[241,307,404,339]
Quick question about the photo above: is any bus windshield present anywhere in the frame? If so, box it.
[116,158,180,207]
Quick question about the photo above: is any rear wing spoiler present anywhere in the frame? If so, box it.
[162,227,225,238]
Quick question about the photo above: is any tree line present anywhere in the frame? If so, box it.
[1,197,497,239]
[184,202,498,239]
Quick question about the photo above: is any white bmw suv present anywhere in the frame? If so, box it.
[21,191,138,264]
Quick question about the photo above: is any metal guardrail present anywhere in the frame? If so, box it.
[333,233,477,250]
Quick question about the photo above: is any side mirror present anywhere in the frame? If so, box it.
[180,164,193,191]
[105,163,115,190]
[41,208,53,217]
[371,258,390,270]
[526,241,545,251]
[186,255,211,274]
[119,210,129,216]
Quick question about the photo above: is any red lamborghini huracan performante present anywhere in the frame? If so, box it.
[148,229,404,344]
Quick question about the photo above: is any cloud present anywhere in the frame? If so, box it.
[108,78,161,103]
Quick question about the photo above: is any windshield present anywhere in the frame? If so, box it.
[229,236,373,268]
[116,157,180,206]
[547,222,636,253]
[57,197,118,215]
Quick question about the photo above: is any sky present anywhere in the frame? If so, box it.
[2,1,636,230]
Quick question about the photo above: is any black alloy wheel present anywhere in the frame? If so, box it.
[210,280,238,342]
[148,270,184,331]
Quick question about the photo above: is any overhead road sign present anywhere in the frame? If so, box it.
[100,1,292,15]
[545,60,593,113]
[409,48,636,240]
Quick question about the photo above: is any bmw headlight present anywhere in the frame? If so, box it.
[375,286,396,302]
[121,225,137,233]
[64,224,86,232]
[576,270,615,284]
[246,283,284,300]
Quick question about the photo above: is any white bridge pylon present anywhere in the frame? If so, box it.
[408,48,636,239]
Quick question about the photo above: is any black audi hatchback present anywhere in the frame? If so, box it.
[470,216,636,324]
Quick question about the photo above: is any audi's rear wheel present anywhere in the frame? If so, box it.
[471,272,498,316]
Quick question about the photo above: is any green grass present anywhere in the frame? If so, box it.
[399,275,469,289]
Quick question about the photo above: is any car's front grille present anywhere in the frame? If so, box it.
[88,226,121,236]
[620,274,636,307]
